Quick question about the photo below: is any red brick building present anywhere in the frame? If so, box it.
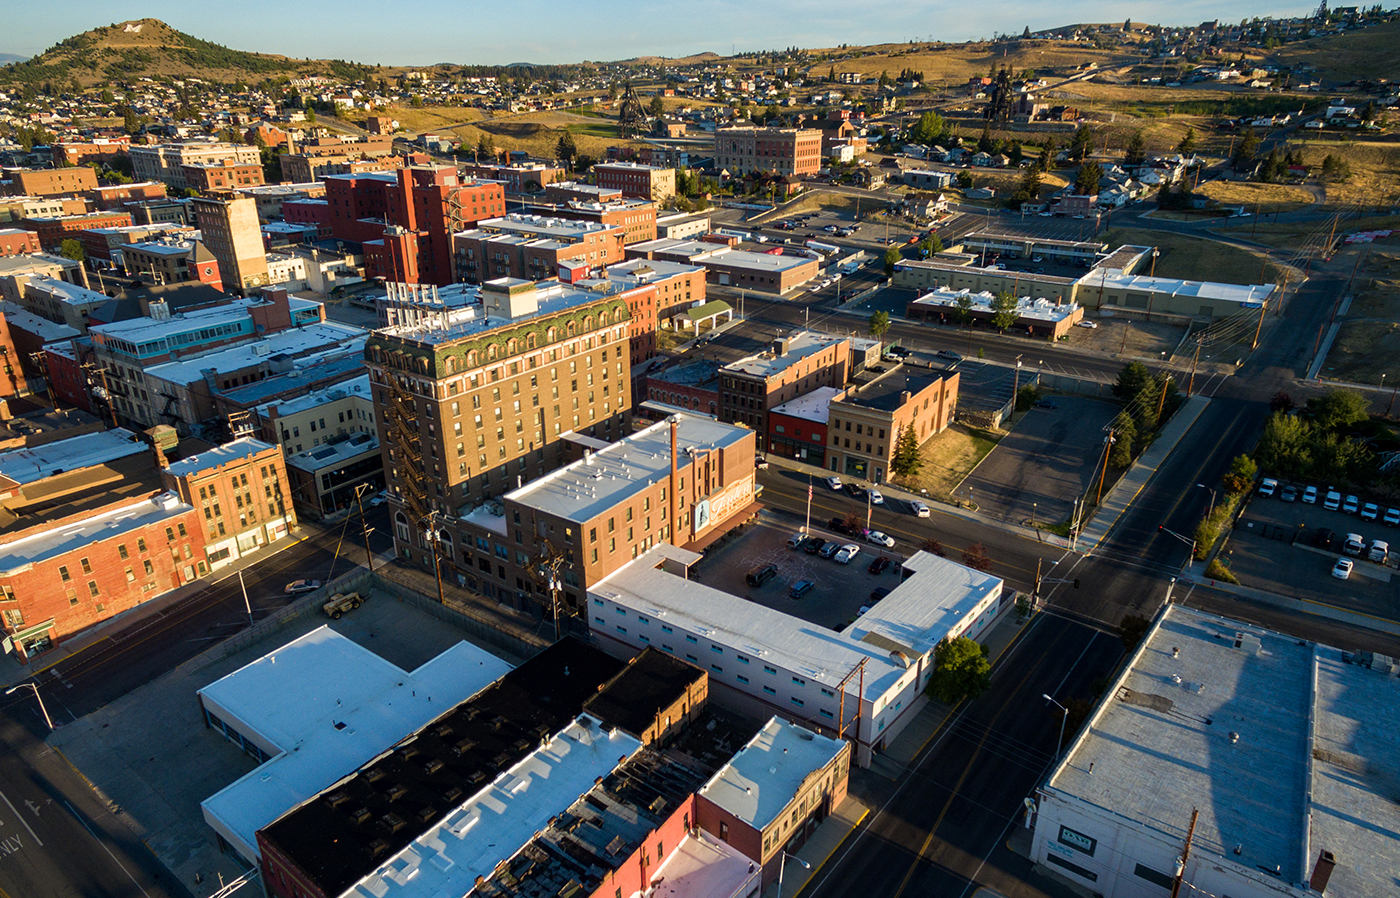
[2,167,98,198]
[0,492,206,662]
[766,385,839,465]
[594,162,677,202]
[325,165,505,286]
[451,215,626,283]
[282,199,331,240]
[51,137,130,166]
[713,127,824,177]
[521,198,658,245]
[22,210,133,250]
[0,228,40,256]
[181,161,266,193]
[91,181,169,211]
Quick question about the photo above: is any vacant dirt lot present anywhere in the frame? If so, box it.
[1099,227,1266,284]
[1196,180,1316,214]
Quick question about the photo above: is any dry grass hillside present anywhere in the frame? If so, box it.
[1273,20,1400,83]
[799,39,1138,87]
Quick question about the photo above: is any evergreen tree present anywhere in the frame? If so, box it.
[892,424,924,478]
[1075,161,1104,195]
[1176,126,1197,156]
[977,125,994,154]
[1124,129,1147,167]
[556,131,578,169]
[1109,412,1136,467]
[1231,131,1260,171]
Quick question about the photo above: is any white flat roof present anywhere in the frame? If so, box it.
[724,330,844,379]
[505,413,751,524]
[22,277,109,307]
[911,288,1081,323]
[91,298,256,342]
[1079,271,1272,307]
[841,551,1002,656]
[146,322,366,385]
[0,493,189,575]
[165,437,275,477]
[770,385,842,424]
[0,301,81,341]
[635,239,817,274]
[633,830,756,898]
[698,717,844,830]
[344,715,643,898]
[286,433,378,473]
[255,374,370,419]
[0,427,145,485]
[199,627,511,861]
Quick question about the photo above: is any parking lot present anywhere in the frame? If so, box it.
[1226,487,1400,618]
[960,396,1121,526]
[692,510,906,631]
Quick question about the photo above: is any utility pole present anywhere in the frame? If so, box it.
[1155,375,1172,425]
[804,475,812,535]
[1096,430,1115,505]
[1251,303,1266,349]
[353,484,375,572]
[237,570,253,627]
[1388,383,1398,418]
[1169,808,1200,898]
[1186,336,1203,396]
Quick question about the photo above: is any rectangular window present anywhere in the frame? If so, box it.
[685,635,698,644]
[118,544,129,559]
[792,676,805,686]
[59,565,70,581]
[711,645,722,654]
[80,557,92,574]
[737,675,750,684]
[711,664,723,674]
[1045,855,1098,883]
[791,697,804,707]
[820,709,834,719]
[661,624,673,633]
[88,580,99,597]
[764,665,777,675]
[1133,865,1173,889]
[763,686,777,695]
[737,654,750,664]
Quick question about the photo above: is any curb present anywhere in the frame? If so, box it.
[791,807,872,898]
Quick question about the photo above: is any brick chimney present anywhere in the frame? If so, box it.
[1309,850,1336,894]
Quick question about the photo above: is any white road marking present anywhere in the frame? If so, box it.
[62,800,150,898]
[0,791,41,847]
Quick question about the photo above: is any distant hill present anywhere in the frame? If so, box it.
[0,53,27,65]
[0,18,374,86]
[1273,19,1400,83]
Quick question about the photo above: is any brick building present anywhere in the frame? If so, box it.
[767,385,840,465]
[22,210,133,250]
[78,222,190,265]
[181,160,265,193]
[826,365,959,482]
[626,239,820,295]
[2,166,99,198]
[51,137,130,167]
[451,215,626,284]
[458,160,566,193]
[520,198,658,245]
[276,137,398,184]
[594,162,677,202]
[0,491,205,662]
[713,127,824,177]
[192,195,269,294]
[120,238,223,291]
[325,165,505,287]
[160,438,297,570]
[91,181,169,211]
[0,228,40,257]
[719,332,850,437]
[129,142,261,189]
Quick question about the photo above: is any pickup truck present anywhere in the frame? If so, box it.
[323,591,365,619]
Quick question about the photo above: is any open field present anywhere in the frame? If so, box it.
[1350,248,1400,320]
[891,422,1000,501]
[808,39,1139,88]
[1216,213,1400,250]
[377,105,484,132]
[1195,180,1316,214]
[1274,20,1400,83]
[1320,244,1400,384]
[1099,227,1266,284]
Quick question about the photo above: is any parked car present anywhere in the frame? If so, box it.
[869,555,891,575]
[803,538,826,555]
[828,517,856,536]
[867,531,896,548]
[787,532,806,548]
[911,500,930,517]
[755,455,770,470]
[789,580,815,600]
[369,490,389,507]
[1343,533,1365,556]
[868,489,884,506]
[1385,507,1400,527]
[1312,527,1335,549]
[1369,540,1390,564]
[1035,398,1059,409]
[869,586,892,604]
[1258,478,1279,497]
[1361,503,1379,521]
[285,579,323,595]
[746,565,778,587]
[1280,485,1298,502]
[826,476,843,490]
[1343,495,1360,514]
[1324,489,1342,511]
[1076,320,1099,329]
[835,544,861,563]
[845,483,866,499]
[1332,558,1354,580]
[819,541,842,559]
[1302,485,1318,505]
[935,349,964,361]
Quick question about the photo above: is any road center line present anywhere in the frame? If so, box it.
[62,800,149,898]
[0,791,40,848]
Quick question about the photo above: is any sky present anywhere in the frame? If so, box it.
[5,1,1317,68]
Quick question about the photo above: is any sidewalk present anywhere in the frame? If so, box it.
[1076,394,1211,554]
[0,518,362,690]
[1176,566,1400,637]
[760,794,870,898]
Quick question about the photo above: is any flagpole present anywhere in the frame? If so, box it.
[805,475,812,535]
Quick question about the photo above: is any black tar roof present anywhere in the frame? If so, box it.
[583,647,706,739]
[258,636,626,898]
[839,366,949,412]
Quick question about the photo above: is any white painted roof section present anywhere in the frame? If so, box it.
[254,374,370,419]
[22,276,110,307]
[910,288,1081,322]
[145,322,366,385]
[286,433,378,473]
[0,493,190,575]
[198,627,510,862]
[90,297,256,341]
[165,437,275,476]
[344,715,643,898]
[631,829,758,898]
[724,330,845,378]
[770,385,842,424]
[633,239,817,274]
[698,716,844,830]
[0,301,81,341]
[467,213,616,239]
[0,427,144,484]
[1076,271,1272,307]
[841,551,1002,656]
[505,413,751,523]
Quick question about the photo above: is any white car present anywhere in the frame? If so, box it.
[1076,320,1099,329]
[1343,533,1365,556]
[1361,503,1379,521]
[1259,478,1279,498]
[285,579,323,595]
[834,544,861,564]
[369,490,389,507]
[1332,558,1353,580]
[867,531,896,548]
[911,500,930,517]
[1385,507,1400,527]
[1302,485,1318,505]
[868,489,884,506]
[826,476,843,491]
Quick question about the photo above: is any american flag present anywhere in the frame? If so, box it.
[808,483,813,500]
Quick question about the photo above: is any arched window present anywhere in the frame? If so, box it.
[507,338,517,355]
[466,350,478,368]
[445,355,456,374]
[547,326,557,342]
[526,333,537,349]
[487,344,498,360]
[567,321,577,337]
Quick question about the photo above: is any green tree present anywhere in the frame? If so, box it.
[1253,411,1316,478]
[476,133,494,161]
[1068,124,1094,162]
[1039,138,1057,173]
[649,95,665,117]
[891,424,923,477]
[1012,164,1042,204]
[1109,412,1136,467]
[955,170,973,189]
[989,291,1019,332]
[910,110,945,145]
[954,294,975,329]
[977,124,994,154]
[1119,613,1152,650]
[1307,388,1369,430]
[58,239,85,262]
[1075,161,1103,195]
[556,130,578,169]
[927,233,944,255]
[882,245,902,275]
[1176,126,1197,156]
[1231,130,1260,171]
[1124,129,1147,167]
[1112,361,1155,403]
[868,310,891,344]
[1221,453,1258,495]
[1320,154,1352,183]
[927,637,991,704]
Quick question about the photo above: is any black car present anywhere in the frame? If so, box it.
[869,586,892,603]
[802,537,827,555]
[746,565,778,587]
[828,517,855,536]
[1312,527,1335,550]
[845,483,865,499]
[868,555,891,575]
[1035,398,1059,409]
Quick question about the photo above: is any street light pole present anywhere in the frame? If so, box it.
[777,850,811,898]
[7,682,53,731]
[237,570,253,627]
[1043,693,1068,761]
[1196,483,1217,518]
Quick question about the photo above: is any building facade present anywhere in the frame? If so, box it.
[451,215,626,284]
[181,161,265,193]
[719,332,849,438]
[193,195,270,294]
[594,162,677,202]
[129,142,261,189]
[3,166,98,198]
[827,366,959,483]
[713,128,823,177]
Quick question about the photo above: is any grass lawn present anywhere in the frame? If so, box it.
[1195,180,1316,214]
[1223,213,1400,250]
[1099,227,1266,284]
[890,423,1000,502]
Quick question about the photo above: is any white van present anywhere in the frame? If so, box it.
[1259,478,1278,497]
[1369,540,1389,564]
